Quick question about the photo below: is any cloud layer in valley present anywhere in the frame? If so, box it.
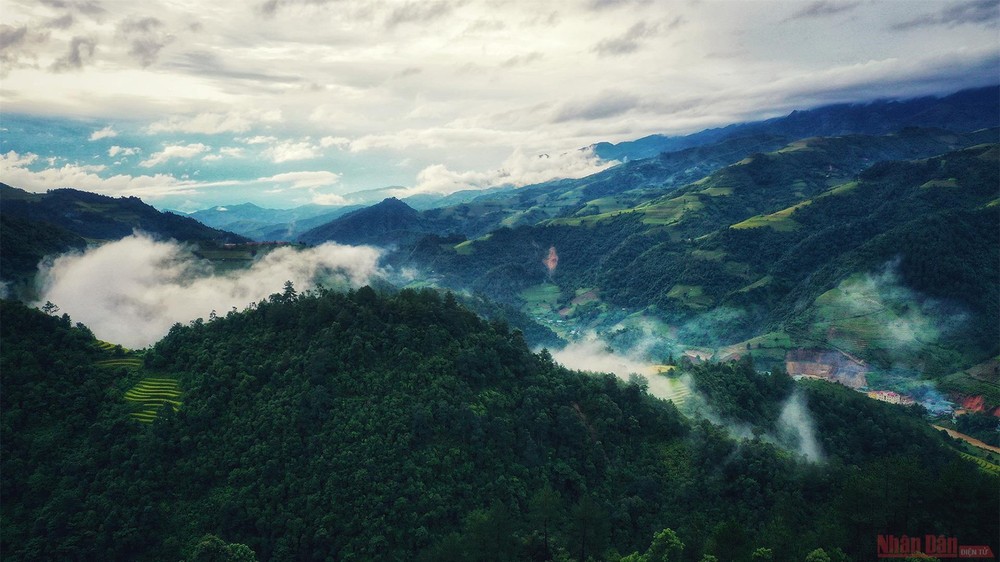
[35,234,382,348]
[549,333,692,404]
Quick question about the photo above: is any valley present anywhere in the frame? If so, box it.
[2,84,998,561]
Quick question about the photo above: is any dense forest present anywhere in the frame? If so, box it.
[0,184,249,289]
[397,141,1000,373]
[2,289,995,561]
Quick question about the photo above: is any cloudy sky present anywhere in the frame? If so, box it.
[2,0,997,211]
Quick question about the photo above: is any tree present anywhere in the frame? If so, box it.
[752,547,774,561]
[645,528,683,562]
[804,548,830,562]
[282,280,297,301]
[569,496,609,562]
[41,301,59,315]
[189,534,258,562]
[528,485,563,555]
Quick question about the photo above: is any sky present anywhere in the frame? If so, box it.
[1,0,998,211]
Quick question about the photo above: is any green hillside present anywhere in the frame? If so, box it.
[395,137,999,412]
[0,184,250,296]
[2,293,996,561]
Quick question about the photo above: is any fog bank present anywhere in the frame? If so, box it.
[36,234,382,348]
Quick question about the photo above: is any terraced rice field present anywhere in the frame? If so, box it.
[648,375,693,407]
[124,377,183,423]
[959,452,1000,476]
[95,357,143,369]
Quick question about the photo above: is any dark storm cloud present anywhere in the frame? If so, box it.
[47,14,76,29]
[0,25,50,74]
[38,0,105,17]
[119,16,164,34]
[784,1,860,21]
[118,16,173,67]
[586,0,651,10]
[892,0,999,30]
[552,91,642,123]
[258,0,346,17]
[50,36,96,71]
[168,50,303,84]
[385,1,456,28]
[592,20,662,57]
[392,66,423,78]
[0,26,29,50]
[501,51,543,68]
[128,36,172,66]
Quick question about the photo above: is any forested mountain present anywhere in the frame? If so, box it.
[592,85,1000,161]
[298,197,464,246]
[2,292,995,561]
[0,184,248,291]
[184,202,363,242]
[3,85,998,562]
[0,184,247,245]
[298,127,996,248]
[400,140,998,324]
[384,136,999,409]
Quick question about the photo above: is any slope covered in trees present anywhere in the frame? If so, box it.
[592,85,1000,161]
[396,138,999,379]
[0,184,249,293]
[2,291,995,561]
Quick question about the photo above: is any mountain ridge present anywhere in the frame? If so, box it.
[0,184,249,296]
[592,85,1000,161]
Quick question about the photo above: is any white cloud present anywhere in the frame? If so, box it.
[139,143,210,167]
[261,140,319,163]
[551,336,653,377]
[147,110,282,134]
[347,126,517,153]
[36,234,383,348]
[311,192,348,205]
[0,150,201,199]
[320,136,350,148]
[397,146,616,196]
[262,170,340,189]
[2,150,349,205]
[548,333,692,403]
[108,145,140,157]
[240,135,277,145]
[89,125,117,141]
[1,150,39,168]
[3,0,998,212]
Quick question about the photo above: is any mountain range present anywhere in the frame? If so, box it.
[284,88,1000,411]
[2,85,999,562]
[181,202,362,242]
[0,184,248,297]
[181,86,1000,243]
[592,85,1000,161]
[2,86,997,407]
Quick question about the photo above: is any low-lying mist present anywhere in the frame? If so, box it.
[35,234,383,348]
[548,333,694,404]
[776,389,824,462]
[550,332,825,463]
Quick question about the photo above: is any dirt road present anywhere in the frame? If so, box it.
[932,425,1000,454]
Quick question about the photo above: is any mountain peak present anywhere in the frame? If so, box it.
[378,196,410,207]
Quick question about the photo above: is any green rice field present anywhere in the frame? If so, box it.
[959,451,1000,476]
[95,357,143,369]
[124,377,183,423]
